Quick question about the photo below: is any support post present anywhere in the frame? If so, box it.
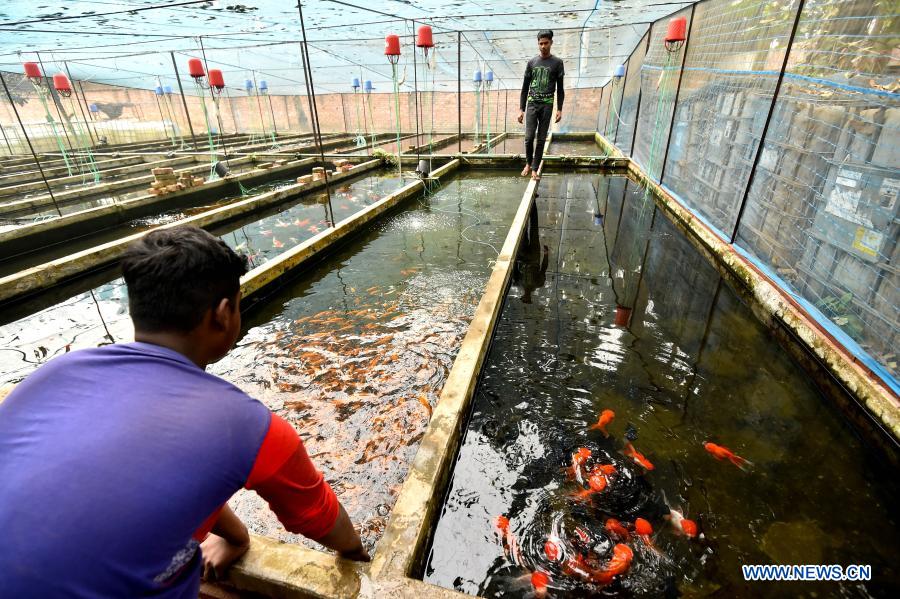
[0,72,62,216]
[296,1,335,226]
[658,4,696,183]
[627,32,652,156]
[64,62,95,145]
[730,0,806,243]
[504,88,508,134]
[412,20,421,161]
[35,52,77,155]
[339,93,348,132]
[457,31,462,153]
[170,52,199,150]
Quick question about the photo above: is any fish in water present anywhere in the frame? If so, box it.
[233,241,247,252]
[309,225,321,233]
[544,536,561,562]
[634,517,656,550]
[530,571,550,598]
[588,409,615,436]
[295,218,310,227]
[605,518,630,541]
[591,543,633,585]
[564,447,592,480]
[260,229,273,237]
[572,469,608,502]
[275,219,291,228]
[704,441,752,471]
[623,442,654,471]
[666,506,699,539]
[272,238,284,248]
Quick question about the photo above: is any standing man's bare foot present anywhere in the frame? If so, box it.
[521,165,532,177]
[531,171,541,181]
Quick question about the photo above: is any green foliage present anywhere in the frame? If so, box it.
[816,291,865,340]
[373,148,398,166]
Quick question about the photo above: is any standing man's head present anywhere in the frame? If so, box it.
[121,226,248,367]
[538,30,554,57]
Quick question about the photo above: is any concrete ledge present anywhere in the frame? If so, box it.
[0,160,381,307]
[622,153,900,443]
[0,157,317,258]
[369,151,546,581]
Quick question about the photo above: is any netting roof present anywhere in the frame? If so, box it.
[0,1,693,94]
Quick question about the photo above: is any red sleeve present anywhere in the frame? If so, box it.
[244,413,339,540]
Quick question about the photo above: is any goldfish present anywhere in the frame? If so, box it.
[495,515,521,561]
[260,229,273,237]
[564,447,592,480]
[275,219,290,228]
[272,237,284,248]
[591,543,633,585]
[666,507,699,539]
[543,537,561,562]
[309,225,321,233]
[634,517,656,550]
[623,442,655,471]
[595,463,616,476]
[530,571,550,598]
[588,409,615,437]
[572,470,608,502]
[605,518,630,541]
[704,442,752,470]
[416,394,432,417]
[295,218,311,227]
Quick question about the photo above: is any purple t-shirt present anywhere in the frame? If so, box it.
[0,342,270,597]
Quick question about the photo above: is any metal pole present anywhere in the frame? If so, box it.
[0,72,62,216]
[64,62,95,145]
[730,0,806,243]
[198,35,227,147]
[339,92,348,132]
[76,80,99,143]
[35,52,77,156]
[504,87,508,134]
[297,1,335,225]
[612,60,628,145]
[627,33,652,156]
[412,20,421,161]
[658,4,696,183]
[251,71,267,138]
[170,52,199,150]
[0,122,12,154]
[267,94,278,136]
[457,31,462,153]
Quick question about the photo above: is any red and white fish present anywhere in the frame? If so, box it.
[591,543,633,585]
[564,447,592,480]
[623,442,655,471]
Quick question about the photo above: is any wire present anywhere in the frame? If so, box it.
[3,0,215,27]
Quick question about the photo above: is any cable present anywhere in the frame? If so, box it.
[3,0,214,27]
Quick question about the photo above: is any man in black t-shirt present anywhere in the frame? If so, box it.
[518,30,565,180]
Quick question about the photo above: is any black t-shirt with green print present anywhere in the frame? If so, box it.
[520,54,565,111]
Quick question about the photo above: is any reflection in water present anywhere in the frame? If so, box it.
[211,173,528,551]
[0,172,403,386]
[424,173,900,597]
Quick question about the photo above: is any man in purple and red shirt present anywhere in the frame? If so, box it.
[0,226,368,597]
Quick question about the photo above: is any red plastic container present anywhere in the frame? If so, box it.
[52,73,72,95]
[23,62,42,79]
[208,69,225,90]
[187,58,205,79]
[614,305,632,327]
[416,25,434,49]
[666,16,687,43]
[384,34,401,56]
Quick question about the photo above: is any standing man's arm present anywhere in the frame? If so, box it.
[555,63,565,123]
[518,62,532,124]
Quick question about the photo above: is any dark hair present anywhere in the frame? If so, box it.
[121,226,248,332]
[538,30,554,41]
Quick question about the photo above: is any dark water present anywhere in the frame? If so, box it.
[0,171,404,386]
[209,172,528,552]
[434,136,484,155]
[424,174,900,597]
[548,140,602,155]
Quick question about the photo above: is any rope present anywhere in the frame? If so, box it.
[194,81,218,179]
[391,61,402,180]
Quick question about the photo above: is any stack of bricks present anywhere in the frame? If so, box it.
[311,167,326,182]
[296,174,313,186]
[334,159,353,173]
[147,167,204,196]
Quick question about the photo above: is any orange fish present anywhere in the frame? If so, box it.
[531,571,550,599]
[564,447,592,479]
[667,508,698,538]
[572,470,608,502]
[634,517,656,549]
[309,225,321,233]
[623,442,655,471]
[272,237,284,248]
[605,518,630,541]
[260,229,273,237]
[543,537,561,562]
[495,515,510,535]
[295,218,310,227]
[591,543,633,585]
[588,409,615,437]
[596,463,617,476]
[704,442,752,470]
[416,394,432,418]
